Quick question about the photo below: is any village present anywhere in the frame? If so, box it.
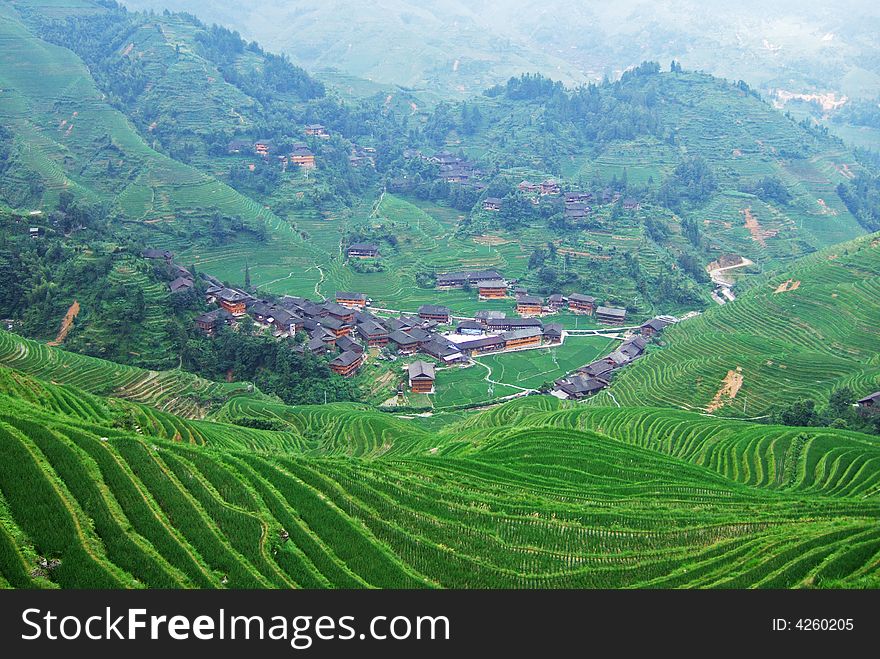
[146,241,674,403]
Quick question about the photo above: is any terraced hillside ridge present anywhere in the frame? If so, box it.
[0,3,306,251]
[0,329,264,418]
[594,234,880,417]
[1,368,879,588]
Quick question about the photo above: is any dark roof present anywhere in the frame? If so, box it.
[581,360,614,378]
[195,309,234,325]
[142,248,173,260]
[407,327,432,343]
[318,316,349,331]
[216,288,250,303]
[475,279,507,288]
[624,335,648,351]
[323,301,354,317]
[517,295,543,306]
[247,300,274,316]
[568,293,596,303]
[502,327,543,342]
[331,350,362,368]
[279,295,308,311]
[272,309,299,326]
[544,323,563,336]
[389,330,420,346]
[336,291,367,301]
[357,320,388,337]
[335,336,363,353]
[548,294,565,303]
[559,375,606,397]
[169,277,194,293]
[307,337,327,352]
[290,145,314,157]
[641,318,671,332]
[408,360,436,380]
[483,197,503,205]
[348,242,380,252]
[418,304,451,317]
[457,336,504,351]
[301,302,327,318]
[606,351,630,366]
[387,317,416,332]
[422,338,464,359]
[436,269,503,284]
[858,392,880,404]
[456,320,483,331]
[596,306,627,318]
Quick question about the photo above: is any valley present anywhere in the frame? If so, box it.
[0,0,878,591]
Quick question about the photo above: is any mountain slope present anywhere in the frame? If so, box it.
[0,2,295,248]
[594,233,880,416]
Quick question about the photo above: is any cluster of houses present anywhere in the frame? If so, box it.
[402,149,487,191]
[552,317,674,400]
[434,269,629,324]
[484,186,638,219]
[142,249,196,296]
[191,276,579,391]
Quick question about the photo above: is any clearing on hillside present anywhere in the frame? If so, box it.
[47,300,80,347]
[774,279,801,293]
[705,367,744,412]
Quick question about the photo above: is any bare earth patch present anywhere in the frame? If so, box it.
[557,248,611,260]
[774,279,801,293]
[816,198,838,215]
[472,235,510,246]
[706,367,744,413]
[48,301,80,347]
[741,207,768,247]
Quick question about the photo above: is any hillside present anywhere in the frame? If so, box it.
[0,1,307,252]
[595,233,880,416]
[0,363,879,589]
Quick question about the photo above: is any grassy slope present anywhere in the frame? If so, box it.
[0,3,311,254]
[595,233,880,416]
[0,366,879,589]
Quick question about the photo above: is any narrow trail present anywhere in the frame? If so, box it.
[473,360,535,393]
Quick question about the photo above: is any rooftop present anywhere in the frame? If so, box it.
[408,360,436,380]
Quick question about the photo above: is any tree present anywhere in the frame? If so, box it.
[828,387,854,418]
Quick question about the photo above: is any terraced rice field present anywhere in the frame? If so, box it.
[0,329,259,418]
[476,336,617,390]
[599,234,880,416]
[0,376,878,589]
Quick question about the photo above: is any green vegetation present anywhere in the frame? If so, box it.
[597,235,880,418]
[1,364,879,589]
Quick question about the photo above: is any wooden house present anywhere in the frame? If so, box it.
[596,306,627,325]
[482,197,503,211]
[418,305,452,324]
[516,295,544,317]
[336,291,368,310]
[329,350,363,377]
[567,293,596,315]
[476,279,508,300]
[347,243,380,258]
[502,327,543,350]
[408,360,436,394]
